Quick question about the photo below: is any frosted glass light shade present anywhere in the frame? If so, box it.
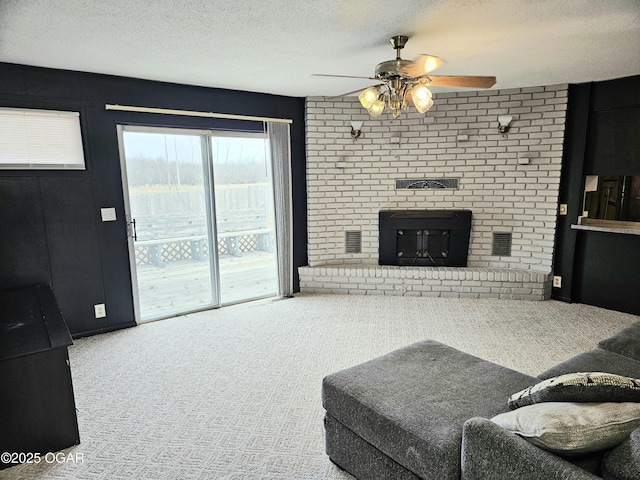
[358,87,380,109]
[411,84,433,114]
[368,97,385,117]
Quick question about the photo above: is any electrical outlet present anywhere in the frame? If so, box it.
[94,303,106,318]
[552,276,562,288]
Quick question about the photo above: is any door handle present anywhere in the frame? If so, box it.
[127,218,138,241]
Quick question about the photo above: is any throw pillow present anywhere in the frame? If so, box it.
[602,427,640,480]
[508,372,640,410]
[491,402,640,455]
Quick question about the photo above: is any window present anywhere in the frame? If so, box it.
[0,107,85,169]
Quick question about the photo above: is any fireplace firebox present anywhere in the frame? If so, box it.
[379,210,472,266]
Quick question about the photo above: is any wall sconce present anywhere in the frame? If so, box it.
[497,115,513,134]
[350,121,363,141]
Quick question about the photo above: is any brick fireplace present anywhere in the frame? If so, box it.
[300,84,568,299]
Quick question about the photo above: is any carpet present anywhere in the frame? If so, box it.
[3,293,638,479]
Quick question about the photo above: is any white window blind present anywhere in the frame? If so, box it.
[0,107,86,169]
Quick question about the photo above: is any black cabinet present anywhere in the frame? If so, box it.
[0,285,80,469]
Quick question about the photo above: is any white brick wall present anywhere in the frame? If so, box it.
[299,266,552,300]
[305,84,568,273]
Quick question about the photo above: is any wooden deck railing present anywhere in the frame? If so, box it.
[135,229,274,267]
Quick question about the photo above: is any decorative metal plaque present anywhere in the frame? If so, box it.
[395,178,459,189]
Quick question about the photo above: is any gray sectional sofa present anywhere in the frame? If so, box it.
[322,322,640,479]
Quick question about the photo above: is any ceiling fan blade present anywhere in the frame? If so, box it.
[399,54,445,77]
[426,75,496,88]
[328,84,384,99]
[312,73,376,80]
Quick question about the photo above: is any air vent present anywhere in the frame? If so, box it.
[396,178,459,189]
[492,232,512,256]
[345,231,362,253]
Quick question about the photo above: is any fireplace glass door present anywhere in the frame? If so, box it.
[396,229,450,264]
[379,210,472,267]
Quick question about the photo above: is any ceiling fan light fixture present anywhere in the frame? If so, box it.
[317,35,496,120]
[411,84,433,113]
[414,97,434,114]
[358,86,380,109]
[367,96,386,117]
[422,55,442,73]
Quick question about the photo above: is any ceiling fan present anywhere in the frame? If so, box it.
[314,35,496,119]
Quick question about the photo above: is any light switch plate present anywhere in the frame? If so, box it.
[101,207,117,222]
[94,303,106,318]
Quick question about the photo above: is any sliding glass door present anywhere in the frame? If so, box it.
[119,126,278,323]
[210,133,278,304]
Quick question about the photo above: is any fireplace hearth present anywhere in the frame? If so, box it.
[379,210,472,267]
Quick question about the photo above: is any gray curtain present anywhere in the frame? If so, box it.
[267,122,293,297]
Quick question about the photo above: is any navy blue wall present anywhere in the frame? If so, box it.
[553,75,640,315]
[0,63,307,337]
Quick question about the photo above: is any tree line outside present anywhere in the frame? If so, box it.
[125,156,271,187]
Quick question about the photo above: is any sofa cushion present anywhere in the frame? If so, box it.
[539,348,640,380]
[491,402,640,455]
[322,340,537,480]
[602,427,640,480]
[598,322,640,361]
[508,372,640,409]
[462,417,604,479]
[324,413,421,480]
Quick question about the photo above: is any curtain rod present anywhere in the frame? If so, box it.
[105,104,293,124]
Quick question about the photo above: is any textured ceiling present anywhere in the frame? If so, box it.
[0,0,639,97]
